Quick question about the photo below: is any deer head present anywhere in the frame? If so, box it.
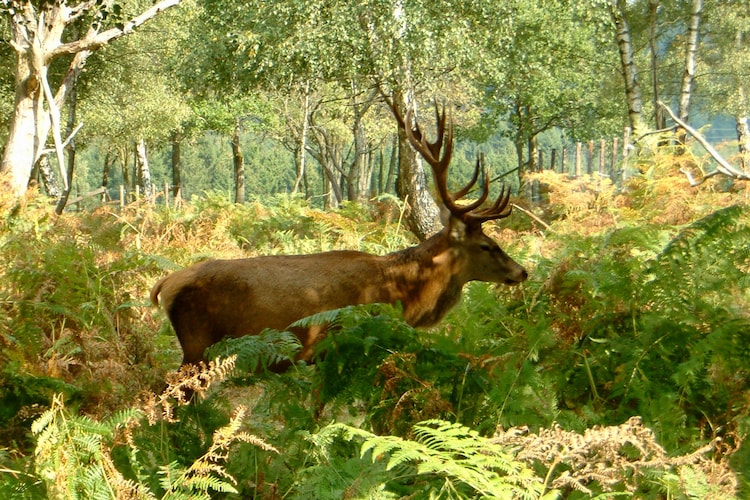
[393,101,527,285]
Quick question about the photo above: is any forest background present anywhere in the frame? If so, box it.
[1,0,750,498]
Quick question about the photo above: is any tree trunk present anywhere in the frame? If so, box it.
[120,146,131,200]
[737,115,750,172]
[513,134,525,186]
[395,125,441,240]
[528,135,540,202]
[648,1,666,130]
[2,21,47,195]
[377,147,384,195]
[350,115,368,202]
[231,117,245,204]
[171,131,182,200]
[366,147,376,198]
[308,119,344,208]
[38,154,61,198]
[135,139,152,201]
[385,134,398,194]
[348,86,377,203]
[676,0,702,148]
[54,82,78,214]
[609,0,645,135]
[321,159,343,209]
[327,173,342,209]
[386,0,440,240]
[102,150,112,189]
[293,82,310,195]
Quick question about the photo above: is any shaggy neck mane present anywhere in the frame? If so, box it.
[383,229,464,327]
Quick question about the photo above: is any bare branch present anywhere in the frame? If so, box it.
[46,0,182,60]
[679,168,721,187]
[40,67,68,190]
[658,100,750,181]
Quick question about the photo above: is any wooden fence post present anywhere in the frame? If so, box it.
[550,149,557,172]
[612,137,619,175]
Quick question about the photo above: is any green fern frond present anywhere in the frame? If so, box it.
[361,435,415,470]
[158,461,187,492]
[290,303,402,329]
[179,473,238,494]
[30,405,56,436]
[161,404,276,498]
[205,329,301,373]
[330,420,548,499]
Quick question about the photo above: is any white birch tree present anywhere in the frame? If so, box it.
[0,0,182,197]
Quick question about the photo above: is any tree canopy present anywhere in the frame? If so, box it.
[0,0,748,205]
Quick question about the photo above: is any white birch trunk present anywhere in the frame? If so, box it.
[292,82,310,195]
[737,115,750,172]
[678,0,702,125]
[609,0,644,135]
[136,139,152,201]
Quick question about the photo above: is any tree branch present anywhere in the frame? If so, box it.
[46,0,182,60]
[679,168,721,187]
[40,68,68,190]
[657,100,750,181]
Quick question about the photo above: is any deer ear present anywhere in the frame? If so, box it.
[446,212,469,242]
[439,205,452,226]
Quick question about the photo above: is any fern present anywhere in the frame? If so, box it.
[158,405,277,499]
[524,204,750,458]
[32,393,146,499]
[301,303,420,406]
[30,384,276,499]
[322,419,552,499]
[290,302,403,330]
[205,329,301,374]
[495,416,738,498]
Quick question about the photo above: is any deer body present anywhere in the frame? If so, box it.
[151,103,528,370]
[151,220,526,366]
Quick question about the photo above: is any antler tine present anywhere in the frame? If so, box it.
[404,103,452,170]
[451,154,482,201]
[393,99,513,224]
[466,184,513,222]
[403,102,457,211]
[447,153,493,216]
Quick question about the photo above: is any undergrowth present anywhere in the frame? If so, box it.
[0,167,748,498]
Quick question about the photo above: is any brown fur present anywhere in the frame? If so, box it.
[151,219,527,368]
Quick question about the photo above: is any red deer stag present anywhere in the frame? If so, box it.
[150,103,527,370]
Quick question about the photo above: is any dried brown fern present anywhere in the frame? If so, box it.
[525,171,620,233]
[162,404,278,495]
[142,355,237,424]
[493,416,738,497]
[100,446,156,500]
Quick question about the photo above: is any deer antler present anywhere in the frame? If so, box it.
[396,101,512,225]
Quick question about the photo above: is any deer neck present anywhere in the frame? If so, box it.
[384,230,467,327]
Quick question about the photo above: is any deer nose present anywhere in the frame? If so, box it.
[505,268,528,285]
